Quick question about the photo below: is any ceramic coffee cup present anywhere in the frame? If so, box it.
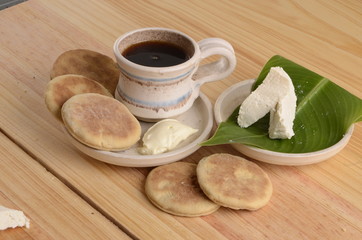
[113,27,236,121]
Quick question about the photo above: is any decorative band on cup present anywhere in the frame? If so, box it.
[117,87,192,110]
[119,67,195,82]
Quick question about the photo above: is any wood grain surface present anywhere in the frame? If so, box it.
[0,132,131,239]
[0,0,361,239]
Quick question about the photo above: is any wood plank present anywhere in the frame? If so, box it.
[0,132,131,239]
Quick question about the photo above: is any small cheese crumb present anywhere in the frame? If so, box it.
[0,206,30,230]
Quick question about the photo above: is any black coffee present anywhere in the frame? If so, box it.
[123,41,190,67]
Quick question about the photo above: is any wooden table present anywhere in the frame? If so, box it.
[0,0,361,239]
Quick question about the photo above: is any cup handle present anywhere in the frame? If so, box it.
[192,38,236,88]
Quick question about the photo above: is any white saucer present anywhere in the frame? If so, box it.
[214,79,354,165]
[63,93,213,167]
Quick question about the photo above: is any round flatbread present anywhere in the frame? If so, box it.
[61,93,141,151]
[145,162,220,217]
[51,49,120,95]
[45,74,112,121]
[196,153,272,210]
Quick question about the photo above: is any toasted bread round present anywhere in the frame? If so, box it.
[145,162,220,217]
[196,153,272,210]
[45,74,112,121]
[61,93,141,151]
[51,49,120,95]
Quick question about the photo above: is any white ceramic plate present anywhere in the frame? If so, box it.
[214,79,354,165]
[63,93,213,167]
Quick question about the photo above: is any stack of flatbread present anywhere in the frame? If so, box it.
[145,153,273,217]
[45,49,141,151]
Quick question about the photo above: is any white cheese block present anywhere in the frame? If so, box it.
[0,206,30,230]
[237,66,296,139]
[268,88,297,139]
[138,119,198,155]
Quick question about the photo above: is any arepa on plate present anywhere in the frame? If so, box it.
[51,49,120,95]
[45,74,112,120]
[61,93,141,151]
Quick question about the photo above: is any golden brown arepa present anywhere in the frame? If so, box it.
[45,74,112,121]
[51,49,120,95]
[145,162,220,217]
[196,153,272,210]
[61,93,141,151]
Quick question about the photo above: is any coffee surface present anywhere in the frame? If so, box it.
[123,41,189,67]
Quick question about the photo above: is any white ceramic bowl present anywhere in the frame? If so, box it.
[63,93,213,167]
[214,79,354,165]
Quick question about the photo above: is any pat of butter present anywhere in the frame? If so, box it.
[138,119,198,155]
[237,67,297,139]
[0,206,30,230]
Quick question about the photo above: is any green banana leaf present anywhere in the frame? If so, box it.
[202,55,362,153]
